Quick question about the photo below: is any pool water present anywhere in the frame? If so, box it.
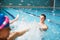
[1,8,60,40]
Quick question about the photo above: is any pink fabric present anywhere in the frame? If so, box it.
[0,16,9,30]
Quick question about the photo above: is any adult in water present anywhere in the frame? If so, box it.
[39,14,48,30]
[0,13,29,40]
[10,14,48,40]
[26,14,48,40]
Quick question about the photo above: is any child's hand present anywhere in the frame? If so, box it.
[15,14,19,21]
[10,14,19,24]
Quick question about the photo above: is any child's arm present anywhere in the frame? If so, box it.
[10,14,19,24]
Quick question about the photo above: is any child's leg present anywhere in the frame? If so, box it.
[7,29,29,40]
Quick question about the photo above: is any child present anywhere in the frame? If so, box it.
[0,13,29,40]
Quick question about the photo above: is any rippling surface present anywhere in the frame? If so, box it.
[3,8,60,40]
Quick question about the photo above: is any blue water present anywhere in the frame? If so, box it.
[1,8,60,40]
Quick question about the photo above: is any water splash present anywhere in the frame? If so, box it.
[10,18,44,40]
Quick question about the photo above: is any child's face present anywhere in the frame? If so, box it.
[40,16,45,22]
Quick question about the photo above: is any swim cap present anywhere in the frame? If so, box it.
[0,16,9,30]
[0,13,5,19]
[0,13,5,25]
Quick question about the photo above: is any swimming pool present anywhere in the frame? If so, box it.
[1,8,60,40]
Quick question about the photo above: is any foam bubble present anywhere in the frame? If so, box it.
[47,19,51,22]
[53,13,55,16]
